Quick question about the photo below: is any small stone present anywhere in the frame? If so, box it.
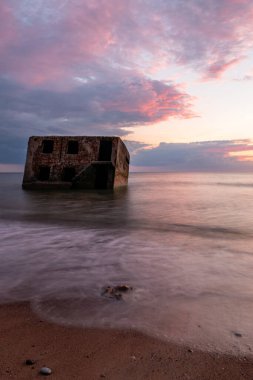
[100,374,106,378]
[188,349,193,353]
[233,332,242,337]
[114,293,122,300]
[101,286,114,297]
[115,285,133,292]
[25,359,35,365]
[101,284,133,300]
[39,367,52,376]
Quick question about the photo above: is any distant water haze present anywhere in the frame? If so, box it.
[1,173,253,355]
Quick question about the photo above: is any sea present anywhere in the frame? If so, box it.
[1,172,253,355]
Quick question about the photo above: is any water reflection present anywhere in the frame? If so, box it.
[1,174,130,229]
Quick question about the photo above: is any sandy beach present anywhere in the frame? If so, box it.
[0,303,252,380]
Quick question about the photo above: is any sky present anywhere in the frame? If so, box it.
[1,0,253,172]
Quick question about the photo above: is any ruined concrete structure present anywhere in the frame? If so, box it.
[22,136,130,189]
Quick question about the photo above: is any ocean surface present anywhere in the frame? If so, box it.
[1,172,253,355]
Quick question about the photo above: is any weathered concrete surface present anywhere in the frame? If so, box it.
[22,136,130,190]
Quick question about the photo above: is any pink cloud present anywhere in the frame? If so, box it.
[0,3,19,55]
[2,1,253,168]
[1,0,253,86]
[205,140,253,155]
[101,78,195,122]
[0,72,195,141]
[132,140,253,172]
[0,1,129,86]
[204,58,243,79]
[200,140,253,164]
[162,0,253,78]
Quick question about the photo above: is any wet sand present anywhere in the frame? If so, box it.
[0,303,252,380]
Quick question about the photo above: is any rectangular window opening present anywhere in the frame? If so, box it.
[42,140,54,153]
[62,167,76,182]
[98,140,112,161]
[38,166,50,181]
[67,140,79,154]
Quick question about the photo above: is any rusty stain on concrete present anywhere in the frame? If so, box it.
[22,136,130,190]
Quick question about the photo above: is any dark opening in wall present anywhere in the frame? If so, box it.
[62,167,76,181]
[67,140,79,154]
[38,166,50,181]
[98,140,112,161]
[95,165,109,189]
[42,140,54,153]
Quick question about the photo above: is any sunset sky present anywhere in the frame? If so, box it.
[1,0,253,172]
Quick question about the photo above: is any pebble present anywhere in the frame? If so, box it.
[101,284,133,300]
[188,349,193,353]
[39,367,52,376]
[25,359,35,365]
[115,285,133,292]
[233,332,242,338]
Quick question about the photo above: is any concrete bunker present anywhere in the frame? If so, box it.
[22,136,130,190]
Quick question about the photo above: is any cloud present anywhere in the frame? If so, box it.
[1,1,130,86]
[154,0,253,79]
[234,67,253,81]
[1,1,253,168]
[123,140,149,156]
[0,75,193,164]
[204,58,243,80]
[1,0,253,85]
[0,3,18,55]
[0,74,194,127]
[132,140,253,172]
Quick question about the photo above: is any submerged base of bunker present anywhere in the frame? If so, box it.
[22,136,130,190]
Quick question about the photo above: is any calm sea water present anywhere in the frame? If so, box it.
[1,172,253,355]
